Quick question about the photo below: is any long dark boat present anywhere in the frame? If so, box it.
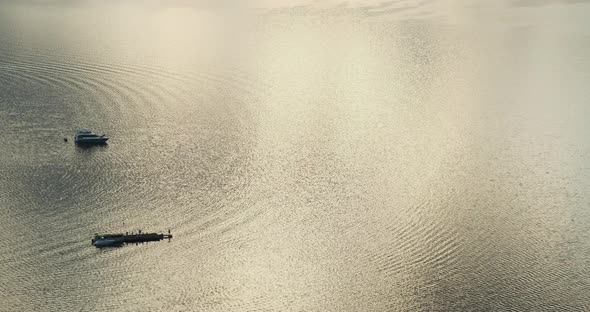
[91,230,172,248]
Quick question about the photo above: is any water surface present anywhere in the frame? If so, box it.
[1,0,589,311]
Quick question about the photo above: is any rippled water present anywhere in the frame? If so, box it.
[1,0,589,311]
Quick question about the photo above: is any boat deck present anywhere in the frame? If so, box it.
[92,231,173,247]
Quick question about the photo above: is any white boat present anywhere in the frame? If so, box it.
[75,129,108,145]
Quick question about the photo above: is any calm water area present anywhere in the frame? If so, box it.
[0,0,589,311]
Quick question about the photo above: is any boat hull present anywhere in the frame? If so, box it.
[75,138,108,145]
[91,232,172,248]
[92,239,124,248]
